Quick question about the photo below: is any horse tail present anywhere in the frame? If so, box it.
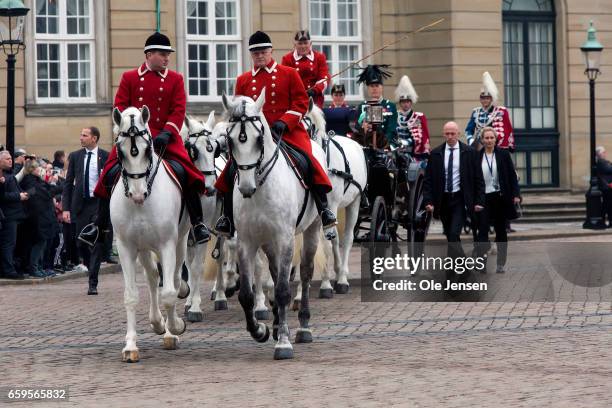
[292,233,327,281]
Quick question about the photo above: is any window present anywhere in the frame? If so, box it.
[186,0,241,100]
[33,0,95,103]
[503,0,557,186]
[309,0,362,98]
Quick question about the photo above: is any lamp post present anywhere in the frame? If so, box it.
[581,21,606,230]
[0,0,29,157]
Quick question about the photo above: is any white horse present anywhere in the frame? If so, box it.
[111,106,190,363]
[295,101,367,301]
[222,91,330,360]
[180,112,225,321]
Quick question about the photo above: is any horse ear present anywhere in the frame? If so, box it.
[308,97,314,113]
[221,92,230,112]
[206,111,216,129]
[255,87,266,111]
[112,107,122,128]
[141,105,150,125]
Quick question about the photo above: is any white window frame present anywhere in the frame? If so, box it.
[184,0,242,102]
[32,0,96,104]
[305,0,365,101]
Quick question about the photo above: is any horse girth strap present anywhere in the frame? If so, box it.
[327,137,352,194]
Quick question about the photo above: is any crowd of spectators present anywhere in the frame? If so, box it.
[0,147,114,280]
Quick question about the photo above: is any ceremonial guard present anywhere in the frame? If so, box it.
[79,32,210,246]
[394,74,431,160]
[465,72,515,150]
[355,65,398,148]
[281,30,330,108]
[323,84,355,136]
[214,31,336,236]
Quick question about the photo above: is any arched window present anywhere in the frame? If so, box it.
[503,0,557,186]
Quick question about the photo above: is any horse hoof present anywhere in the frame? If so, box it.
[150,323,166,336]
[187,311,203,322]
[163,336,179,350]
[168,318,187,336]
[252,323,270,343]
[225,286,236,298]
[122,350,140,363]
[273,346,294,360]
[255,310,270,320]
[295,329,313,344]
[319,288,334,299]
[178,280,190,299]
[291,300,300,311]
[334,283,350,294]
[214,300,228,311]
[210,291,216,301]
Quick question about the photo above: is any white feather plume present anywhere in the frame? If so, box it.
[481,71,499,103]
[394,75,418,103]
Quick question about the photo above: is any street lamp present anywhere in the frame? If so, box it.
[581,21,606,230]
[0,0,29,157]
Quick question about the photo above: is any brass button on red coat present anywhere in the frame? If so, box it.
[140,78,144,81]
[138,97,143,101]
[139,87,143,91]
[159,87,164,92]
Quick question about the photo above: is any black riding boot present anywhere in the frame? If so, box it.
[185,189,211,245]
[313,185,337,229]
[78,163,120,247]
[214,191,235,237]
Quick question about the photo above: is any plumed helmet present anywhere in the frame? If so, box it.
[357,65,392,85]
[480,71,499,103]
[394,74,418,103]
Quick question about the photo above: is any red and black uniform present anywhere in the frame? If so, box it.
[215,59,332,194]
[94,63,205,198]
[281,50,330,108]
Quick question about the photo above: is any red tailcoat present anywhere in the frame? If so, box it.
[94,63,205,198]
[281,50,329,108]
[215,60,332,194]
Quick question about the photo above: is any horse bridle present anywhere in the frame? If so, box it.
[302,116,316,141]
[115,114,163,199]
[226,100,283,189]
[184,128,218,178]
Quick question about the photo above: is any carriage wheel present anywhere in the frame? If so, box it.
[408,176,431,258]
[370,196,390,243]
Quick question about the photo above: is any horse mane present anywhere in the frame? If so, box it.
[308,104,327,138]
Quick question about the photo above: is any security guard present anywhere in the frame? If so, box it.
[79,32,210,246]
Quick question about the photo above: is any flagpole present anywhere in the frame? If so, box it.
[156,0,161,32]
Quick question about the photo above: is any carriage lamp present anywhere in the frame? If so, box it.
[581,21,606,229]
[365,103,384,125]
[0,0,29,157]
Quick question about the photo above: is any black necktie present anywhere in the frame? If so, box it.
[83,151,92,198]
[446,147,455,192]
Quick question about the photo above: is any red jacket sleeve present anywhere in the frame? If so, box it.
[281,52,293,68]
[164,74,186,138]
[312,52,330,95]
[114,73,131,112]
[503,108,515,150]
[419,114,431,155]
[280,68,309,131]
[234,74,246,97]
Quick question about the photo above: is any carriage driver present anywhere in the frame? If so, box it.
[78,32,211,247]
[214,31,336,237]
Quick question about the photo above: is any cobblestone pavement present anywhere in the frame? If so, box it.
[2,245,612,407]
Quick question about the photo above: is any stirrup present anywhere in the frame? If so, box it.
[214,216,234,237]
[320,208,338,229]
[191,223,211,245]
[78,223,99,247]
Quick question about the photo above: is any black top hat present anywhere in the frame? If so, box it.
[294,30,311,42]
[249,31,273,51]
[331,84,346,94]
[357,65,392,85]
[144,31,175,53]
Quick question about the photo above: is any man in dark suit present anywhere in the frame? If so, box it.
[596,146,612,227]
[424,121,485,263]
[62,127,109,294]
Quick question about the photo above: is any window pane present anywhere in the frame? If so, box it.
[187,0,208,35]
[216,43,239,96]
[527,22,555,129]
[309,0,331,36]
[36,0,58,34]
[503,0,553,11]
[215,1,238,35]
[503,21,526,128]
[187,42,210,96]
[336,0,358,37]
[66,43,92,98]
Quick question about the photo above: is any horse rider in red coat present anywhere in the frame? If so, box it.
[79,32,210,247]
[214,31,336,237]
[281,30,330,109]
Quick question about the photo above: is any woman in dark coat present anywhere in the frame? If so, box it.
[476,126,521,273]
